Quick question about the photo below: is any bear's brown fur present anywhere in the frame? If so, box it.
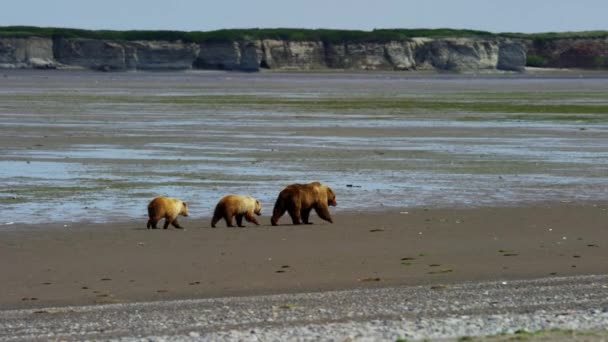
[147,196,189,229]
[271,181,336,226]
[211,195,262,228]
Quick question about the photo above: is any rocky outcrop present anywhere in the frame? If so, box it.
[194,42,241,70]
[1,36,530,72]
[53,38,127,71]
[498,41,526,71]
[129,41,199,70]
[261,40,325,69]
[194,41,261,71]
[414,38,500,71]
[260,38,523,72]
[53,38,199,71]
[324,42,393,70]
[0,37,57,69]
[384,41,417,70]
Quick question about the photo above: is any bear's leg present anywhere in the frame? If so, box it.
[301,208,313,224]
[271,206,286,226]
[246,211,260,225]
[225,214,235,227]
[288,205,302,225]
[235,214,244,227]
[314,205,333,223]
[148,216,160,229]
[163,217,171,229]
[171,219,184,229]
[211,214,220,228]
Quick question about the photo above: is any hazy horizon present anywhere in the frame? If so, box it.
[1,0,606,34]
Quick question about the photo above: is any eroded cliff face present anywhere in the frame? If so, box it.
[130,41,199,70]
[53,38,127,71]
[384,41,417,70]
[53,38,199,71]
[0,37,56,69]
[260,38,524,72]
[0,36,530,72]
[498,41,526,71]
[414,38,500,71]
[261,40,326,69]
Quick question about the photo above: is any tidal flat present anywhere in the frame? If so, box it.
[0,70,607,225]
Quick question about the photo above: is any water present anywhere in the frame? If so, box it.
[0,70,607,225]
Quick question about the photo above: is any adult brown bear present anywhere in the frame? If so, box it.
[271,181,336,226]
[211,195,262,228]
[147,196,189,229]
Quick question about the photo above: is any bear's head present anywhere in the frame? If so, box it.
[180,201,189,217]
[254,199,262,216]
[326,186,337,207]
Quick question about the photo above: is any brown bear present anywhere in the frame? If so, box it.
[147,196,189,229]
[271,181,336,226]
[211,195,262,228]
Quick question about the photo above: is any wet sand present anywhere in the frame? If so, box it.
[2,202,607,310]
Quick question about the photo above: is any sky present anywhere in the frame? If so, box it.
[1,0,606,34]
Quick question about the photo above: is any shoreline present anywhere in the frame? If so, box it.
[2,202,607,310]
[5,67,608,75]
[2,199,605,230]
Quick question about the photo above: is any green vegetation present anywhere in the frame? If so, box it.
[151,96,608,117]
[526,55,549,67]
[503,30,608,40]
[0,26,497,43]
[27,92,602,116]
[593,56,607,67]
[2,25,607,44]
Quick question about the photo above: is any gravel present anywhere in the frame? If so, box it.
[1,274,608,341]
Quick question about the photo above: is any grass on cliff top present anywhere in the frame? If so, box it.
[0,26,495,43]
[502,30,608,40]
[2,25,608,43]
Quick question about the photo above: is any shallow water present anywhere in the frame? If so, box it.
[0,70,607,225]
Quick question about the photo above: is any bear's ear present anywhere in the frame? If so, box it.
[183,202,188,207]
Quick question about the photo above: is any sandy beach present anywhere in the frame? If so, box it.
[2,202,607,310]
